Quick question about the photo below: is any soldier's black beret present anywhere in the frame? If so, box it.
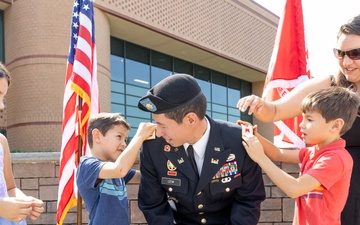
[138,73,204,114]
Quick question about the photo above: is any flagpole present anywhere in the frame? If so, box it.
[77,96,83,225]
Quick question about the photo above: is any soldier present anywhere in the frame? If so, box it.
[137,73,265,225]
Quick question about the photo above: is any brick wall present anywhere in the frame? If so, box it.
[11,152,296,225]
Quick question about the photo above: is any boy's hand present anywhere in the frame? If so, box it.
[136,122,157,141]
[242,134,266,163]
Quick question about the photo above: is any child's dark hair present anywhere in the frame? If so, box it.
[301,86,360,135]
[87,112,131,148]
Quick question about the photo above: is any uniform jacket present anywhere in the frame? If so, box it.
[138,116,265,225]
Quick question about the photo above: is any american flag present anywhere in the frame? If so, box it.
[56,0,99,224]
[262,0,310,149]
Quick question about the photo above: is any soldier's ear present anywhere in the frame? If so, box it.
[184,112,198,125]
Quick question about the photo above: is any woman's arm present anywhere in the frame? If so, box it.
[237,76,332,122]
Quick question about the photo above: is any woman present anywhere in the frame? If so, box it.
[237,14,360,225]
[0,62,44,224]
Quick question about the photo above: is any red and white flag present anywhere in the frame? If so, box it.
[262,0,310,149]
[56,0,99,224]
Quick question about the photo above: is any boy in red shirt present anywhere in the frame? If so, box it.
[241,86,360,225]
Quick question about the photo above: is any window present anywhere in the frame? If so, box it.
[110,37,252,139]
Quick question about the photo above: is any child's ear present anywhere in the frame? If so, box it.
[331,119,344,133]
[92,128,101,143]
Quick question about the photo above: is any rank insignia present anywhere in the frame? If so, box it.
[139,98,157,112]
[177,158,184,164]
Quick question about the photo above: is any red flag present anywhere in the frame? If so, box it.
[262,0,310,148]
[56,0,99,224]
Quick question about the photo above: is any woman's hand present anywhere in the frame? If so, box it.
[28,197,44,220]
[237,94,264,116]
[0,197,32,222]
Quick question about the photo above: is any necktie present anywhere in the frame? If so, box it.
[187,145,199,177]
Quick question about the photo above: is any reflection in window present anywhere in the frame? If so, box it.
[212,112,227,121]
[125,59,150,88]
[228,88,241,120]
[196,79,211,102]
[151,67,172,86]
[110,55,124,82]
[212,83,227,105]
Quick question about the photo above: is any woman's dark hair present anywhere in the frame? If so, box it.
[335,14,360,90]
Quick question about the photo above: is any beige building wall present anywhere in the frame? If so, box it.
[3,1,113,151]
[2,0,278,151]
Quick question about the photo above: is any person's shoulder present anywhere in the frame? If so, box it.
[80,155,101,164]
[211,117,238,127]
[0,133,8,144]
[212,119,241,133]
[142,135,167,147]
[0,133,9,150]
[318,144,352,163]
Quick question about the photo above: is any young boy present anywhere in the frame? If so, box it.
[76,112,156,225]
[241,86,360,225]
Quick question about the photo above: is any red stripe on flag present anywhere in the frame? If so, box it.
[57,0,99,224]
[262,0,310,148]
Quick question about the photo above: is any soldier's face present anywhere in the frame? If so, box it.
[152,113,191,147]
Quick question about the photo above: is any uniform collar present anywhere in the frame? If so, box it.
[183,117,210,159]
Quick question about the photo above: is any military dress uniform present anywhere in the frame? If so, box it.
[138,116,265,225]
[137,73,265,225]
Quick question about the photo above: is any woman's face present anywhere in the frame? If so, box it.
[336,33,360,86]
[0,77,9,110]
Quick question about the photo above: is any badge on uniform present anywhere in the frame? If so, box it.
[161,177,181,186]
[212,161,239,179]
[241,124,253,138]
[146,130,156,140]
[167,160,177,176]
[164,145,171,152]
[139,98,157,112]
[226,153,235,162]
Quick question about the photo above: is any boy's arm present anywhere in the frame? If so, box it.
[243,135,320,198]
[255,132,300,163]
[237,120,300,163]
[99,123,156,179]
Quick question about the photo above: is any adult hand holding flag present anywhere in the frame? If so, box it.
[56,0,99,224]
[262,0,310,149]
